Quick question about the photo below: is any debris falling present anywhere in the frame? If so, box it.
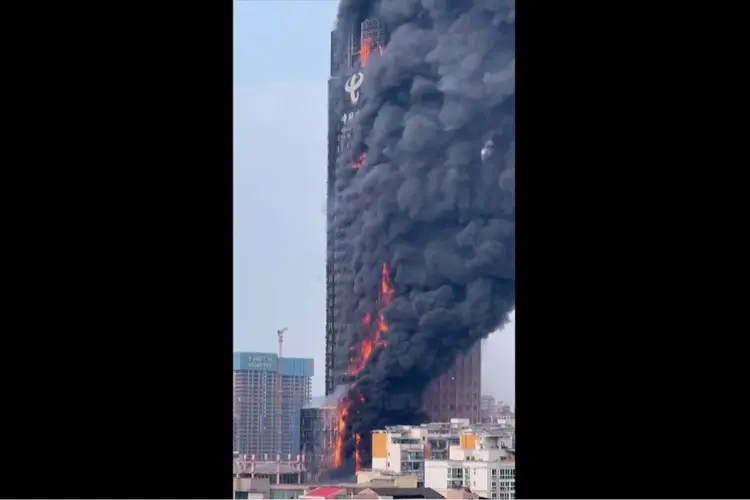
[330,0,515,474]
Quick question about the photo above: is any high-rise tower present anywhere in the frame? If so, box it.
[233,352,313,457]
[422,342,482,423]
[326,17,386,395]
[325,20,481,422]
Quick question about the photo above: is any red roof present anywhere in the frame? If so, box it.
[304,487,345,498]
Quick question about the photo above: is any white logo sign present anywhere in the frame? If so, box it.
[345,72,364,105]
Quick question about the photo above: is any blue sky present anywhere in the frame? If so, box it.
[233,0,514,404]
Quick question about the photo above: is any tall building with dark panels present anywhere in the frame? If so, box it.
[233,352,313,457]
[422,342,483,423]
[326,21,484,423]
[326,17,386,395]
[299,405,339,481]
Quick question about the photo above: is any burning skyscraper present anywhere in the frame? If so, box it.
[325,0,515,475]
[326,17,388,398]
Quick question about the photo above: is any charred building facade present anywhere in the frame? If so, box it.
[326,17,387,396]
[299,405,340,481]
[325,18,482,419]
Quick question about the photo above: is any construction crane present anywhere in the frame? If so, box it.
[276,327,288,461]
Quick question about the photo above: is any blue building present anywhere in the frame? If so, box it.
[233,352,314,459]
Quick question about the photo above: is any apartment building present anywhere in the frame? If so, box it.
[369,419,514,493]
[370,419,472,486]
[424,430,515,499]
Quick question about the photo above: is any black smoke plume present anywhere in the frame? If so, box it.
[330,0,515,473]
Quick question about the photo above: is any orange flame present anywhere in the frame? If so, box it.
[352,152,367,170]
[334,263,394,470]
[361,37,383,69]
[332,399,349,469]
[361,37,373,68]
[346,263,393,376]
[355,434,362,472]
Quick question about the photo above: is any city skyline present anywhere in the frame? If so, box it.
[233,0,515,406]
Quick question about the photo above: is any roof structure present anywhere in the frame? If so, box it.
[367,487,444,498]
[305,487,346,498]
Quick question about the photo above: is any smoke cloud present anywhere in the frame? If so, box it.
[330,0,515,473]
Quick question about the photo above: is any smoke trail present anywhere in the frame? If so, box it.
[331,0,515,473]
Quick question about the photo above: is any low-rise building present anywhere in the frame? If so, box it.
[233,452,307,485]
[424,430,515,499]
[356,470,419,488]
[369,419,514,496]
[370,419,473,485]
[353,487,444,499]
[302,487,348,499]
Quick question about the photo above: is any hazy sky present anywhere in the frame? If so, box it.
[233,0,514,406]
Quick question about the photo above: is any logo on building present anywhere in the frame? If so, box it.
[345,72,364,105]
[245,355,273,371]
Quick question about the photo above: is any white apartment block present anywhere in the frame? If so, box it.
[371,419,477,485]
[424,430,515,499]
[496,415,515,428]
[369,419,514,495]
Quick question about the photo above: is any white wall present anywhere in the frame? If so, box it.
[372,457,387,471]
[424,460,448,492]
[386,439,402,472]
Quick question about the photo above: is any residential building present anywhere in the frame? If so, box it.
[424,429,515,499]
[369,419,513,490]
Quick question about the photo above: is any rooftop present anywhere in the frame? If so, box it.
[305,487,346,498]
[233,458,303,476]
[377,422,513,435]
[366,487,444,498]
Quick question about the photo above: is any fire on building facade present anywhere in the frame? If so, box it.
[299,405,340,481]
[326,16,388,397]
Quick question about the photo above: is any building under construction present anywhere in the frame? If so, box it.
[325,18,482,423]
[233,351,314,457]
